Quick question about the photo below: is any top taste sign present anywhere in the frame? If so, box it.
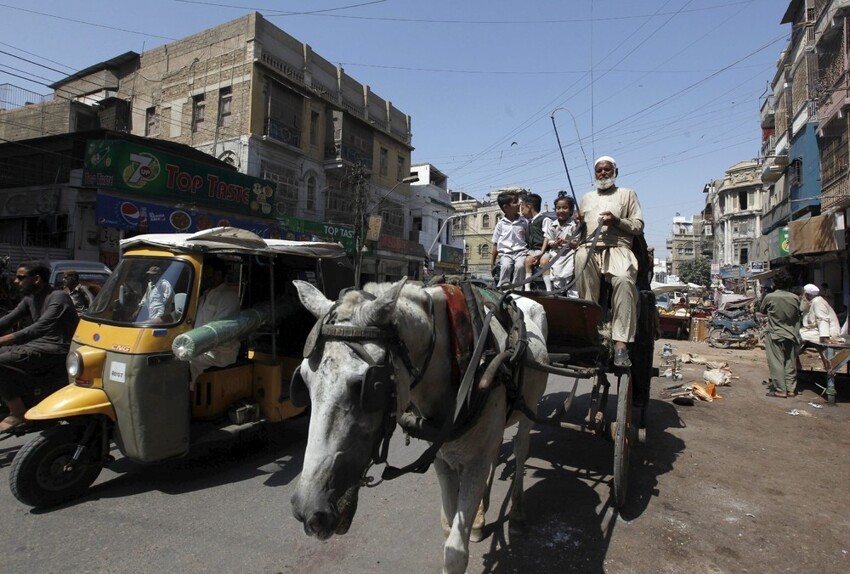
[83,140,277,219]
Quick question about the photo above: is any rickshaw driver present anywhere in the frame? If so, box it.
[135,265,175,323]
[574,156,645,368]
[0,261,78,432]
[189,257,241,388]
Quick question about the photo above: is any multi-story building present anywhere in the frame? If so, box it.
[806,0,850,296]
[0,12,423,281]
[707,161,767,276]
[758,1,823,274]
[666,215,695,277]
[410,163,463,275]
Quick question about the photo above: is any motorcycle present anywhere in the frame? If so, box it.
[7,227,353,508]
[707,308,760,349]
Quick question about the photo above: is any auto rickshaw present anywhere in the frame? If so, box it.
[8,227,353,507]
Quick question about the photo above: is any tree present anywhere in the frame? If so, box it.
[678,256,711,288]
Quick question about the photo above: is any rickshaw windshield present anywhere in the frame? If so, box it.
[86,258,194,327]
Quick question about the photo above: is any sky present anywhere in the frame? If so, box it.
[0,0,791,256]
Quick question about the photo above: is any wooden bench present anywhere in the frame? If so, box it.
[799,339,850,404]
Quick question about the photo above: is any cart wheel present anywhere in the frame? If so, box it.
[613,374,632,509]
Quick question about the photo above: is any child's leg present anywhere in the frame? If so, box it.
[498,253,513,288]
[540,253,553,291]
[511,252,527,287]
[523,254,536,291]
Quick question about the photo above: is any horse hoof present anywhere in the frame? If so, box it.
[508,518,526,537]
[470,526,486,543]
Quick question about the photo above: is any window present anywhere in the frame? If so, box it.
[218,86,232,128]
[265,79,303,147]
[261,161,298,216]
[396,155,405,181]
[739,247,748,263]
[413,216,422,232]
[482,214,490,229]
[379,147,388,176]
[310,111,320,146]
[192,94,205,133]
[739,190,748,210]
[788,159,802,187]
[480,244,490,257]
[305,176,316,211]
[145,106,157,136]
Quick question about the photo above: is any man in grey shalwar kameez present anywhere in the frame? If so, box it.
[575,156,644,367]
[760,269,801,397]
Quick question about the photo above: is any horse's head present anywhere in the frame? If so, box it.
[289,278,408,540]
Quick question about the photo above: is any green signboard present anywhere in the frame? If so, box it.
[779,226,789,256]
[83,140,277,218]
[83,139,354,251]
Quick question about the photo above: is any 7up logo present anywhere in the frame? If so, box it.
[123,152,161,189]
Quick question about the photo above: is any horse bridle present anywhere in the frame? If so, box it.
[289,290,436,465]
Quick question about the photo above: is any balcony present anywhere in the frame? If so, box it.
[760,95,775,128]
[761,154,788,184]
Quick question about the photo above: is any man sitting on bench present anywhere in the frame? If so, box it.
[574,156,645,368]
[800,283,843,346]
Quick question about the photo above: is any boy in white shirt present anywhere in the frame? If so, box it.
[490,191,528,289]
[540,193,578,295]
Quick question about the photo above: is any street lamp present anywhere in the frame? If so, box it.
[354,174,420,287]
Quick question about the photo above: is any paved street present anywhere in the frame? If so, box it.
[2,339,850,573]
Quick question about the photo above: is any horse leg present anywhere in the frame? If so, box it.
[507,416,534,536]
[434,457,459,539]
[443,461,492,574]
[470,463,496,543]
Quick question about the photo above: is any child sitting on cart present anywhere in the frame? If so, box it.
[539,192,578,295]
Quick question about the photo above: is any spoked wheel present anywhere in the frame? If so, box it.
[612,373,632,509]
[708,327,731,349]
[10,423,104,508]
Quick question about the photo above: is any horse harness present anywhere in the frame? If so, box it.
[290,282,531,483]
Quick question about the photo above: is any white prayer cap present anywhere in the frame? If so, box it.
[594,156,617,169]
[804,283,820,296]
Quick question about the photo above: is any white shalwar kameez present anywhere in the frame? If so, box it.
[575,186,644,343]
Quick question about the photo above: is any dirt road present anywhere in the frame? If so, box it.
[478,338,850,573]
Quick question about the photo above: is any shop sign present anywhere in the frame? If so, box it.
[437,245,464,269]
[83,140,277,219]
[95,194,353,250]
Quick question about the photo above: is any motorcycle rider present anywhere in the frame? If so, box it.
[0,261,78,432]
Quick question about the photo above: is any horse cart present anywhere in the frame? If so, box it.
[522,286,657,508]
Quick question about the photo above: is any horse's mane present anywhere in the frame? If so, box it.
[335,281,430,328]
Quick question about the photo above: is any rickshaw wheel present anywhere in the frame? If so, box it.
[612,374,632,509]
[10,423,103,508]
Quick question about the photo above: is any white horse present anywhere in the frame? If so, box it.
[289,278,549,574]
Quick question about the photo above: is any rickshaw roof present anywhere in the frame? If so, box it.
[120,227,348,258]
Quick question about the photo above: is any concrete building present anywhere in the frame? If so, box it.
[707,161,767,280]
[410,163,462,276]
[0,12,423,281]
[759,1,822,273]
[809,0,850,300]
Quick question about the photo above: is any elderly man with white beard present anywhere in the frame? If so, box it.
[574,156,645,367]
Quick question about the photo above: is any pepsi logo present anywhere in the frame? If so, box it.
[121,202,139,226]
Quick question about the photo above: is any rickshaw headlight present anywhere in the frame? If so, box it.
[66,351,83,378]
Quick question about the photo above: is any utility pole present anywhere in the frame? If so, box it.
[352,164,368,287]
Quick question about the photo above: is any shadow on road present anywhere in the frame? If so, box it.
[469,386,686,572]
[29,415,311,514]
